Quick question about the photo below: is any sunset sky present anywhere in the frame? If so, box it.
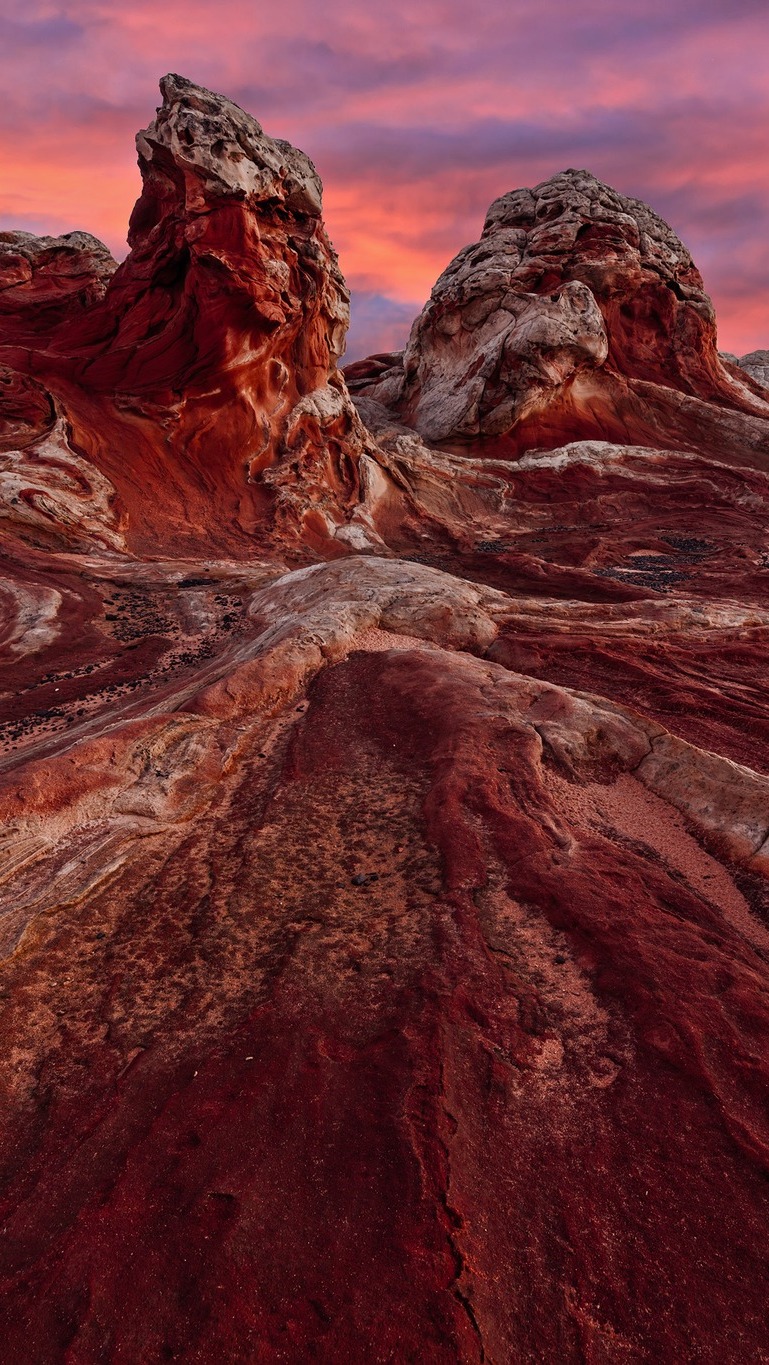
[1,0,767,360]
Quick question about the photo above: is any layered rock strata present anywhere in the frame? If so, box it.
[0,230,116,334]
[0,75,369,557]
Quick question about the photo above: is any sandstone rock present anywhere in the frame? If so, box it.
[0,75,362,556]
[0,413,125,552]
[348,169,769,458]
[739,349,769,389]
[104,72,348,391]
[0,229,116,336]
[479,169,718,389]
[404,277,608,442]
[0,366,54,448]
[134,72,324,217]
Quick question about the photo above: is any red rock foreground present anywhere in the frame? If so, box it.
[2,76,769,1363]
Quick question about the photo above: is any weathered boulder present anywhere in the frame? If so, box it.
[0,230,116,337]
[347,169,769,456]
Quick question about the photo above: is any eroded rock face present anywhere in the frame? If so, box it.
[739,349,769,389]
[0,75,365,557]
[91,73,349,394]
[2,82,769,1364]
[348,169,769,458]
[0,230,116,336]
[401,276,608,442]
[479,169,720,391]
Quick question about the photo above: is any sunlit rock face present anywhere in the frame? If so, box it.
[2,79,769,1365]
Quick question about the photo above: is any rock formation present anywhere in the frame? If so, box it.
[739,348,769,389]
[2,78,769,1363]
[0,75,368,558]
[347,168,769,463]
[0,230,116,335]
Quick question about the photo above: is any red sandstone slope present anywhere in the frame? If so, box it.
[2,77,769,1364]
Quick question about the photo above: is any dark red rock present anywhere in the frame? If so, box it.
[0,230,116,337]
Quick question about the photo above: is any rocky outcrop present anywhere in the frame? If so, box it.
[0,230,116,337]
[3,81,769,1364]
[739,349,769,389]
[383,276,608,443]
[0,76,366,557]
[347,169,769,460]
[82,73,349,394]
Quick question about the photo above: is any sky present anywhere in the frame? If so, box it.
[1,0,767,361]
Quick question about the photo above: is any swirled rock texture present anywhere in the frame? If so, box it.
[0,231,116,336]
[2,78,769,1365]
[347,169,769,461]
[739,349,769,389]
